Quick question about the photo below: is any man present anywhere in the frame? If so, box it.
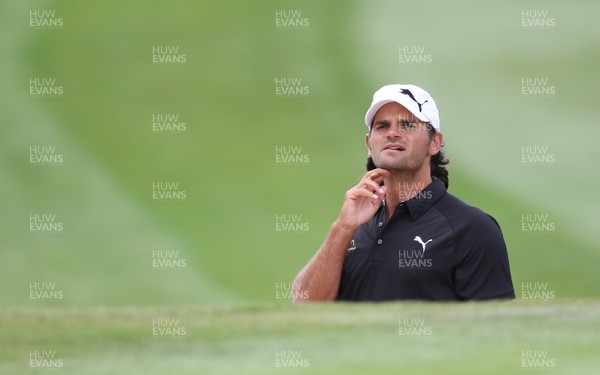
[293,84,515,302]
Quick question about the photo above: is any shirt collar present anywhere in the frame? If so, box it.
[394,178,447,221]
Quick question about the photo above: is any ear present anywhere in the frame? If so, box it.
[365,133,372,157]
[429,132,444,156]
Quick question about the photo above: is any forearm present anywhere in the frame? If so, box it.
[292,220,357,302]
[293,168,389,302]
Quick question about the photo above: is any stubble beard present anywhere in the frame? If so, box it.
[372,152,422,173]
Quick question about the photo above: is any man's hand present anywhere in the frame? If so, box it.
[292,168,390,302]
[337,168,390,229]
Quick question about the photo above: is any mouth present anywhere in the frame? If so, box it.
[382,144,406,152]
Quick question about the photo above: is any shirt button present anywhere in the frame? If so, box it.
[377,239,383,245]
[378,222,383,227]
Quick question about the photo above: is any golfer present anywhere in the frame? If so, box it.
[293,84,515,301]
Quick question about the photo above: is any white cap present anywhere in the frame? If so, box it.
[364,84,440,131]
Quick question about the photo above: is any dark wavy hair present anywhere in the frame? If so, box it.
[366,125,449,188]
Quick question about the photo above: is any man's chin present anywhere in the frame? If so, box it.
[373,160,409,171]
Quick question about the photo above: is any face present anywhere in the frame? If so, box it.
[366,102,442,173]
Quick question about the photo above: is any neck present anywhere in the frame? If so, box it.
[383,168,432,220]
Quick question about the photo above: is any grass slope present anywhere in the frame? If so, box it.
[1,0,599,307]
[1,300,599,374]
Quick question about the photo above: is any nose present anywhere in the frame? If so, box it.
[385,122,403,138]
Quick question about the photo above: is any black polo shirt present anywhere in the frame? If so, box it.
[336,179,515,301]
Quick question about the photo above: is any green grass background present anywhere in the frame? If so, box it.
[1,0,600,372]
[2,0,599,306]
[1,301,599,374]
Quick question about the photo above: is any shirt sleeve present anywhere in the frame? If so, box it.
[453,210,515,300]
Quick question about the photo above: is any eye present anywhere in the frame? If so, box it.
[374,122,389,130]
[400,121,417,130]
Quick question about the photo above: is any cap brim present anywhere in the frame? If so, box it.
[364,97,429,128]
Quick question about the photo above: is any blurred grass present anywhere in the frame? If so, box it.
[1,300,599,374]
[0,0,599,306]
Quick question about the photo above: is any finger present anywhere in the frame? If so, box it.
[364,168,390,184]
[373,185,386,201]
[361,179,385,195]
[369,168,391,177]
[348,185,387,203]
[347,187,381,201]
[370,188,386,207]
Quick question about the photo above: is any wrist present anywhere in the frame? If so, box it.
[333,219,359,234]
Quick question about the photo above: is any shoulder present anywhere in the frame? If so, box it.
[434,191,503,235]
